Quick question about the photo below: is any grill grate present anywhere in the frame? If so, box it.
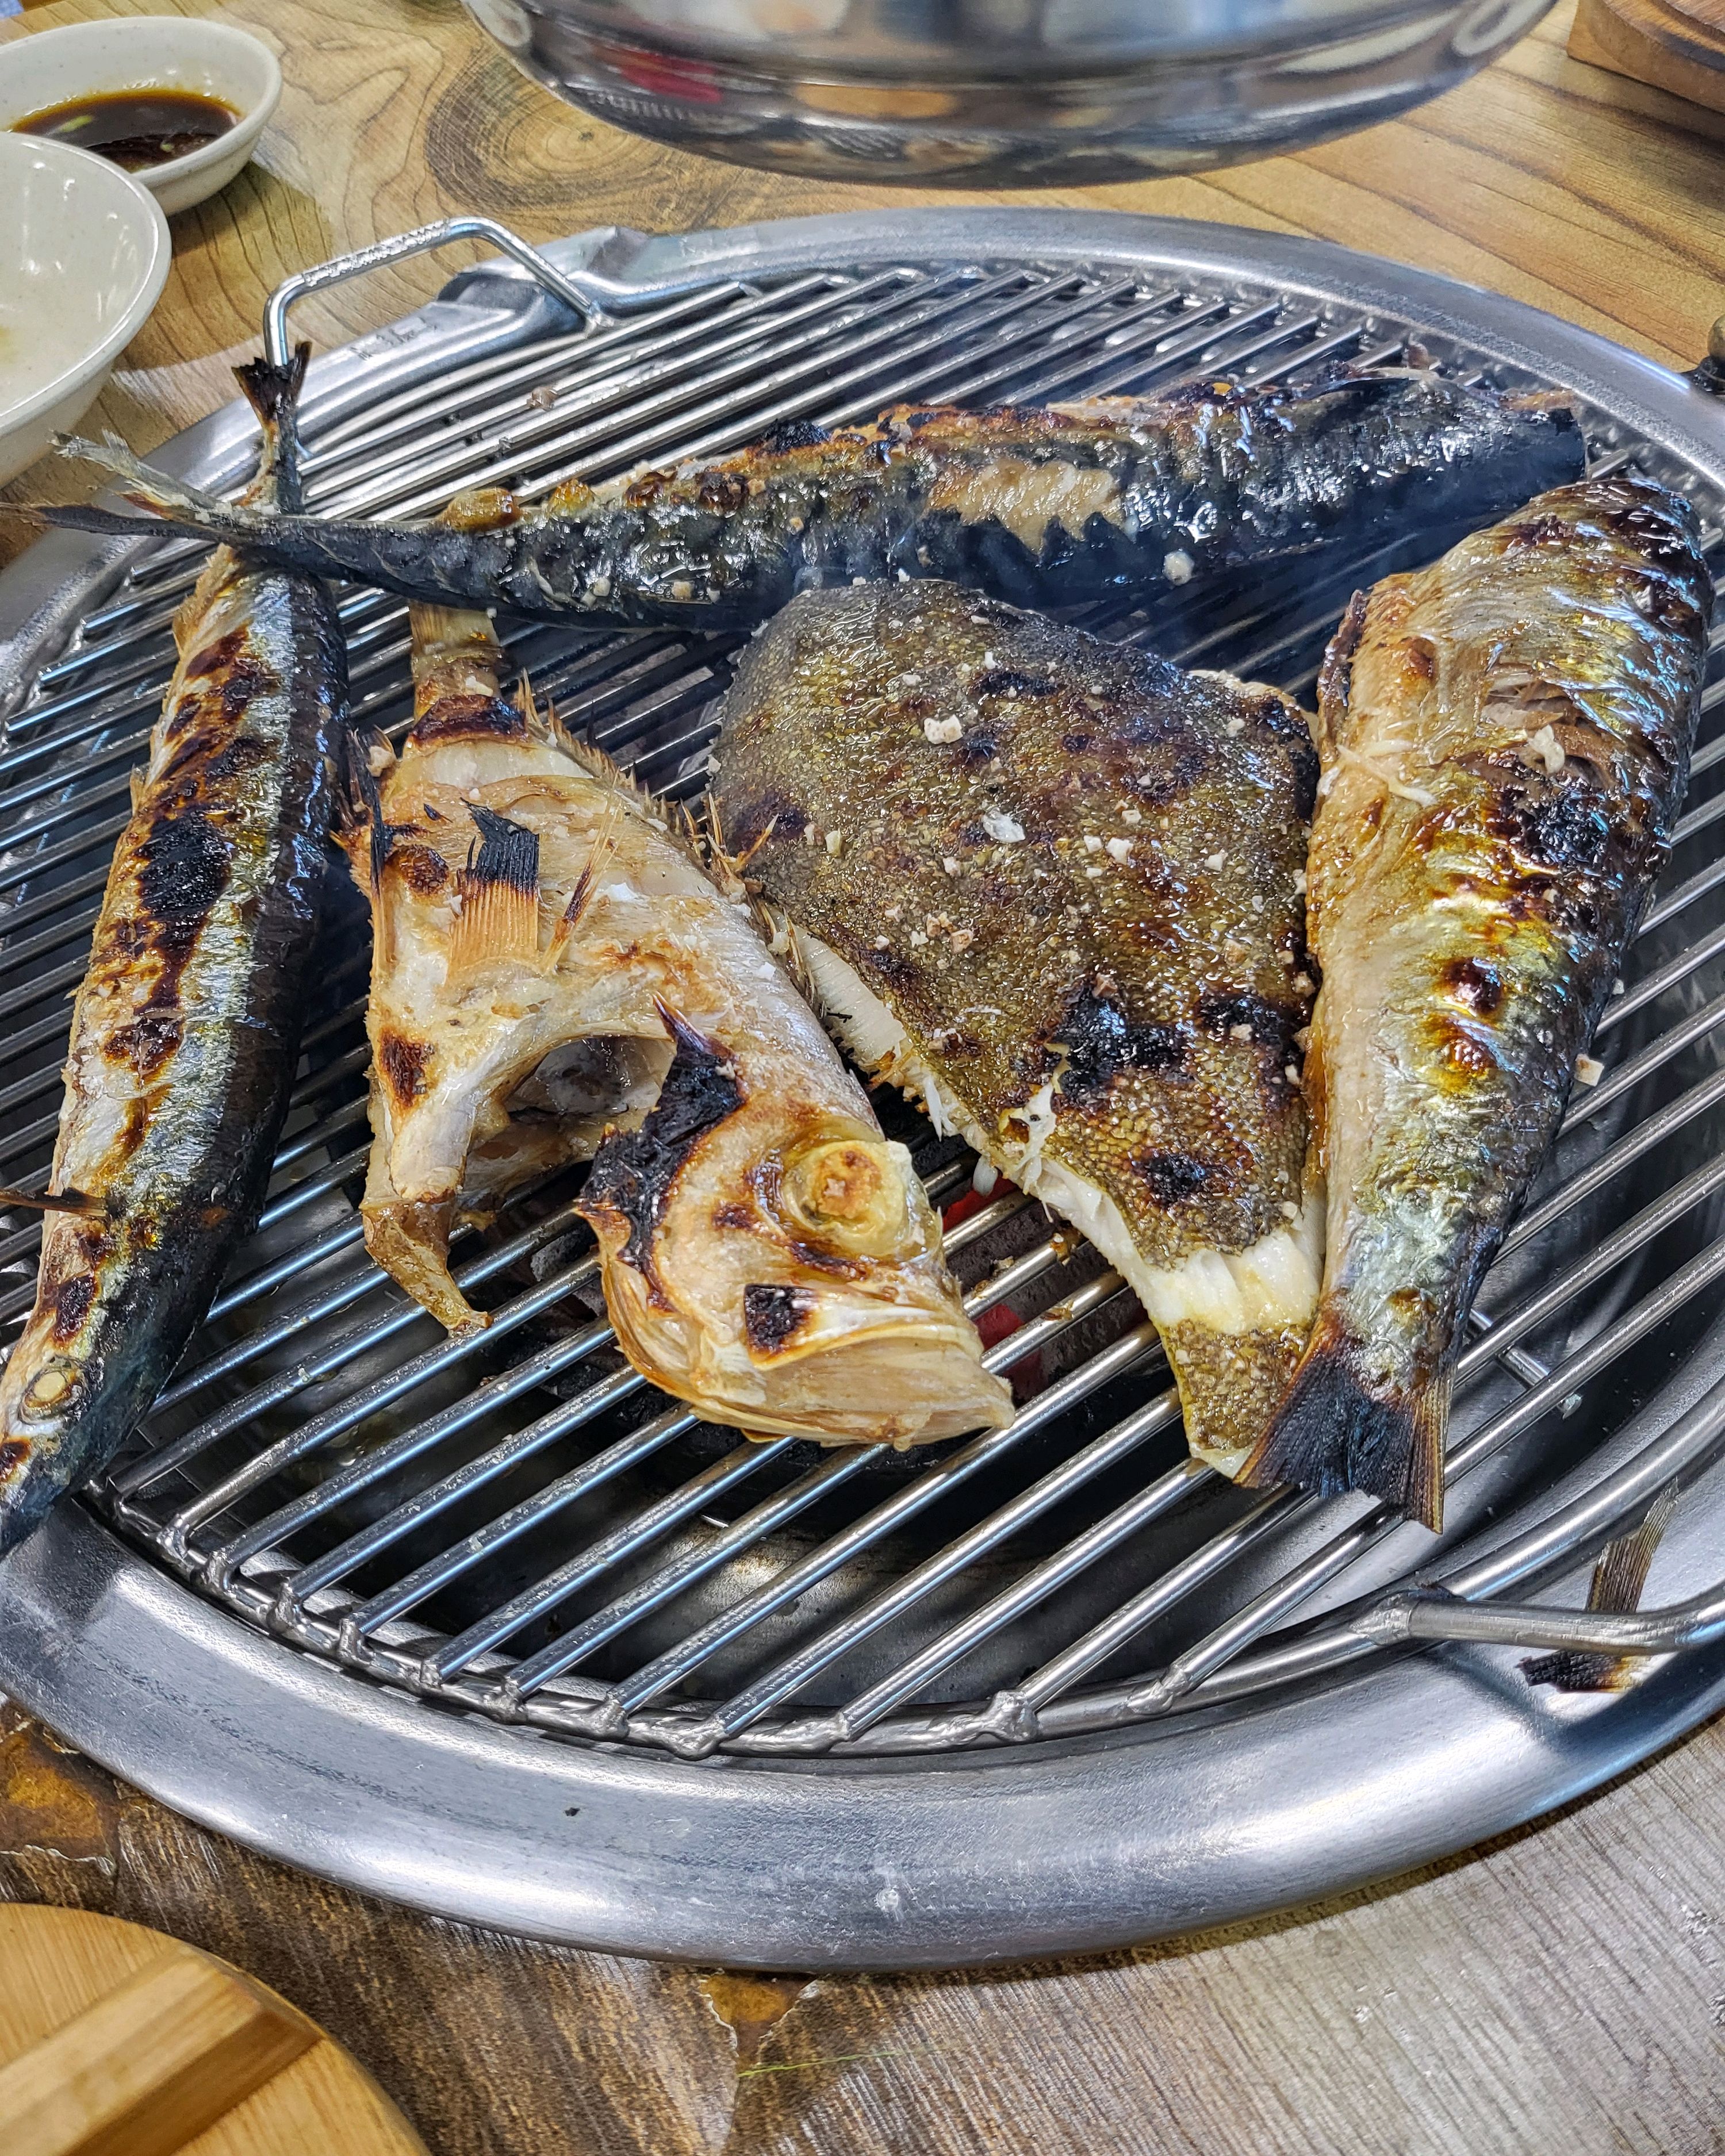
[5,248,1724,1773]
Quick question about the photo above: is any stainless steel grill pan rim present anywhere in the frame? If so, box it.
[2,208,1724,1966]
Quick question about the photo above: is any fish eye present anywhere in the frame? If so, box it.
[780,1138,910,1256]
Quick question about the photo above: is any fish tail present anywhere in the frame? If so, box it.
[232,342,311,513]
[47,435,263,547]
[1242,1310,1449,1530]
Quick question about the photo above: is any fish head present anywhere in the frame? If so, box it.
[578,1011,1012,1448]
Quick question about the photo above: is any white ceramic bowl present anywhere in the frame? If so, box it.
[0,133,171,489]
[0,17,281,217]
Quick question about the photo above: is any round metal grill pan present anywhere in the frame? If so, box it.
[1,210,1723,1967]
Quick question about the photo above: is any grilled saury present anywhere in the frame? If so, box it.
[0,350,345,1553]
[340,605,1010,1449]
[711,580,1321,1476]
[46,370,1582,630]
[1247,476,1712,1528]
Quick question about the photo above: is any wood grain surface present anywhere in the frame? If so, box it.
[3,2,1725,2149]
[4,1700,1724,2154]
[0,1904,425,2156]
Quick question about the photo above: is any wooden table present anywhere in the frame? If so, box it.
[3,1,1725,2148]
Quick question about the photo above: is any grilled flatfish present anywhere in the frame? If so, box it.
[1248,477,1712,1529]
[340,605,1009,1449]
[711,581,1320,1476]
[0,350,344,1555]
[45,370,1582,629]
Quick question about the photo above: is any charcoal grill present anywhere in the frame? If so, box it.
[2,209,1724,1970]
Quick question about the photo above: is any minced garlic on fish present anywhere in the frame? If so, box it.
[1247,476,1712,1529]
[338,605,1009,1449]
[711,580,1321,1478]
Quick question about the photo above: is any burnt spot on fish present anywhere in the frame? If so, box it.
[730,786,809,851]
[51,1273,96,1344]
[761,418,831,453]
[975,669,1056,699]
[378,1029,430,1106]
[1132,1152,1214,1204]
[464,804,539,893]
[712,1200,755,1230]
[579,1008,745,1291]
[956,735,998,768]
[391,843,450,895]
[0,1440,29,1480]
[743,1282,816,1356]
[1050,984,1186,1098]
[1487,782,1618,876]
[1443,956,1504,1014]
[138,810,231,923]
[412,694,529,746]
[106,1010,183,1078]
[181,627,250,681]
[1195,991,1297,1051]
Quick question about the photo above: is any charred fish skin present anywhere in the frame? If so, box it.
[1247,476,1713,1530]
[46,370,1582,629]
[711,579,1321,1476]
[340,606,1010,1447]
[0,351,346,1554]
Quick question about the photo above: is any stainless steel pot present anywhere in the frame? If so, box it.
[460,0,1555,185]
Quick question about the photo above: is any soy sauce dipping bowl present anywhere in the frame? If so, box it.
[0,17,281,216]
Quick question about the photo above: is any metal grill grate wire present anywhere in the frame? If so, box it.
[3,254,1723,1763]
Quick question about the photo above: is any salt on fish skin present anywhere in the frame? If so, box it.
[710,579,1321,1479]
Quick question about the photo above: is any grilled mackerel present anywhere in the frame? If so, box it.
[0,351,344,1555]
[45,371,1582,628]
[340,605,1009,1449]
[711,581,1320,1478]
[1248,477,1712,1529]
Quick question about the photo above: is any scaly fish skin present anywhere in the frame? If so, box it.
[1249,476,1713,1529]
[711,580,1320,1476]
[0,352,344,1553]
[342,608,1009,1447]
[47,371,1582,628]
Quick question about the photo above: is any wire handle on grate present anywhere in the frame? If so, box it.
[262,216,602,368]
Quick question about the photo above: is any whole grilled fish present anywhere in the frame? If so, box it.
[711,580,1320,1477]
[0,351,345,1554]
[1247,476,1712,1529]
[43,371,1582,628]
[340,605,1009,1448]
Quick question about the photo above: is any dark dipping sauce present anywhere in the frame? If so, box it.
[14,87,238,171]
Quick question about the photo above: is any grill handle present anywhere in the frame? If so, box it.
[1356,1576,1725,1657]
[262,216,601,366]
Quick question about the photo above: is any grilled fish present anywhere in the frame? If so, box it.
[340,604,1010,1448]
[0,351,345,1554]
[1247,476,1712,1529]
[43,371,1582,629]
[710,580,1321,1476]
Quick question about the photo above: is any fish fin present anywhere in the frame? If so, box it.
[1523,1485,1678,1692]
[449,803,540,973]
[51,435,256,539]
[1160,1320,1309,1482]
[0,1186,103,1215]
[546,787,624,967]
[1241,1313,1448,1530]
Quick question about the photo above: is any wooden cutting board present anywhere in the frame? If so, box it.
[1569,0,1725,112]
[0,1905,427,2156]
